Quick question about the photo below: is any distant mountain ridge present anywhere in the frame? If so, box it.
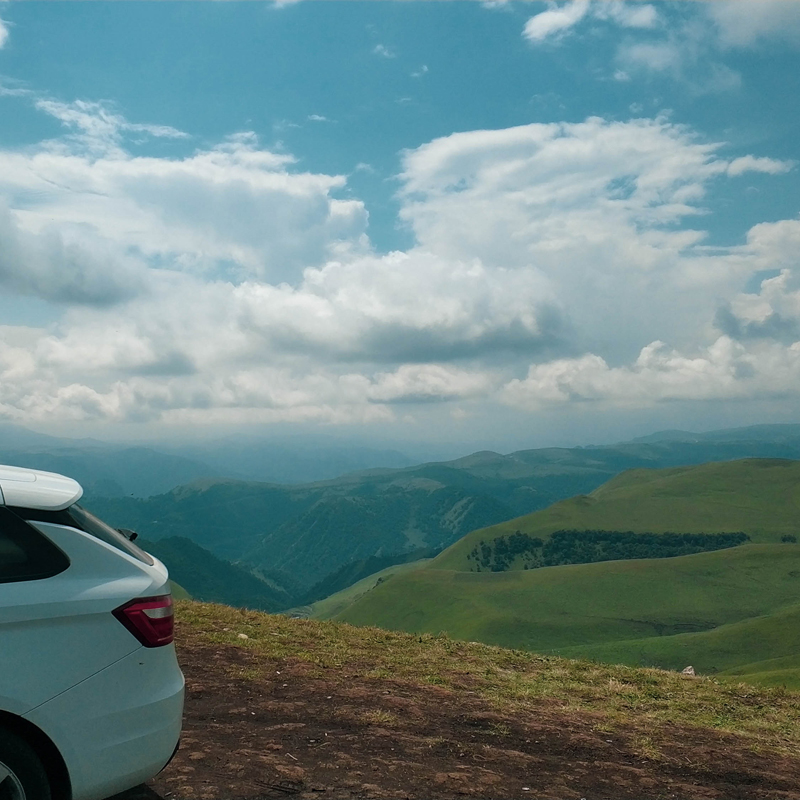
[88,423,800,590]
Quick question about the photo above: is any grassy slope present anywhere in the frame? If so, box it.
[294,558,433,620]
[433,459,800,571]
[327,461,800,686]
[336,544,800,652]
[560,601,800,689]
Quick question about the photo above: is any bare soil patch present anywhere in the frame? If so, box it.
[110,611,800,800]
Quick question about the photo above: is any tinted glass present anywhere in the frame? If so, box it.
[0,507,70,583]
[15,504,154,566]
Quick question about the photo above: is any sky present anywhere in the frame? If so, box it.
[0,0,798,452]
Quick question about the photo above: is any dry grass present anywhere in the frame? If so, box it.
[177,600,800,755]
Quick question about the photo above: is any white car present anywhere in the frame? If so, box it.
[0,464,184,800]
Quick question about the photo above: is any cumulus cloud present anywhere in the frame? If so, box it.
[502,336,800,408]
[397,117,797,361]
[0,93,798,428]
[523,1,590,43]
[523,1,657,44]
[0,204,147,305]
[707,0,800,48]
[0,103,368,286]
[716,222,800,343]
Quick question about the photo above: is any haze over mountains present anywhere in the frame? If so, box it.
[77,422,800,592]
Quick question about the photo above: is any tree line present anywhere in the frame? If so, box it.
[467,529,750,572]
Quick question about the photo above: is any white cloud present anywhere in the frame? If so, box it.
[707,1,800,48]
[35,98,187,157]
[0,103,368,286]
[502,336,800,408]
[595,2,658,30]
[521,3,800,93]
[0,95,798,429]
[0,203,147,306]
[372,44,395,59]
[523,1,658,44]
[523,1,590,43]
[0,18,9,49]
[727,155,794,178]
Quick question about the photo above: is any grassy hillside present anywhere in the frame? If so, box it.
[336,544,800,651]
[434,458,800,571]
[158,601,800,798]
[293,558,434,620]
[180,601,800,747]
[560,601,800,688]
[324,460,800,686]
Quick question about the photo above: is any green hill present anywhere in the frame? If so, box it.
[433,458,800,571]
[560,601,800,688]
[326,460,800,687]
[336,544,800,648]
[291,558,435,621]
[90,433,800,591]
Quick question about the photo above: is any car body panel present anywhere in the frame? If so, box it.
[24,644,184,800]
[0,466,83,511]
[0,523,167,712]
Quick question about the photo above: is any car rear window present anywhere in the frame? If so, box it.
[15,504,155,566]
[0,507,70,583]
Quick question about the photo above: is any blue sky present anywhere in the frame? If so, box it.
[0,1,799,450]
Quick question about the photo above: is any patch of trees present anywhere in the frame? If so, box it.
[466,529,750,572]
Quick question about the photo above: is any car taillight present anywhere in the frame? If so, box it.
[113,594,174,647]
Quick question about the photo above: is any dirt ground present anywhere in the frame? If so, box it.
[108,632,800,800]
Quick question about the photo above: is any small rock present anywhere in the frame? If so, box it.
[238,633,249,640]
[682,666,695,676]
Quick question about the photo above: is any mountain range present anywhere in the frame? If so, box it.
[84,423,800,593]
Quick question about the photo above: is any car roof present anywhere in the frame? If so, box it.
[0,464,84,511]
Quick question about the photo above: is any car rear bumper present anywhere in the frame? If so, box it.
[24,643,184,800]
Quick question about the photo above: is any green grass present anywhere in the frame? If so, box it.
[333,544,800,686]
[560,600,800,688]
[293,558,432,620]
[433,459,800,571]
[304,460,800,687]
[177,600,800,754]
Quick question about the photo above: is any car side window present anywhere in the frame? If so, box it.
[0,507,70,583]
[15,504,154,566]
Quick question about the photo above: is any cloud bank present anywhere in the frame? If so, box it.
[0,94,797,431]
